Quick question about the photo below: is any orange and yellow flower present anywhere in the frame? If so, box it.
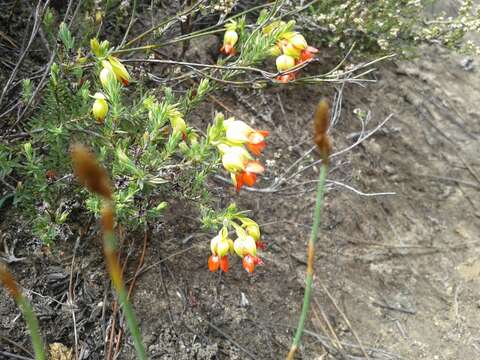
[220,145,265,191]
[224,120,269,156]
[208,229,234,273]
[102,57,130,85]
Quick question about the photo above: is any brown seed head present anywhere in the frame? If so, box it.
[71,144,112,200]
[313,99,332,163]
[314,99,330,136]
[101,203,115,233]
[0,263,21,300]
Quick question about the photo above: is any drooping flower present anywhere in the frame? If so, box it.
[209,228,233,273]
[221,145,251,173]
[276,54,297,83]
[287,33,308,50]
[233,235,257,258]
[242,254,263,273]
[220,29,238,56]
[241,218,266,250]
[220,256,229,272]
[92,92,108,123]
[268,44,282,57]
[276,54,296,72]
[282,42,302,59]
[224,120,269,156]
[103,57,130,85]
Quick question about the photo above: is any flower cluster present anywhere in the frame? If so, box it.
[209,114,269,191]
[272,32,318,83]
[89,38,131,123]
[208,216,264,274]
[220,21,238,56]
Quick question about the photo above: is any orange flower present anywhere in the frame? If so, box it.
[208,255,220,272]
[220,256,229,272]
[234,160,264,191]
[246,130,269,156]
[220,29,238,56]
[208,255,229,272]
[242,254,263,273]
[276,73,297,83]
[299,46,319,63]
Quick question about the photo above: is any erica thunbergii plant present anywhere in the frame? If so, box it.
[71,144,147,360]
[286,100,332,360]
[0,263,46,360]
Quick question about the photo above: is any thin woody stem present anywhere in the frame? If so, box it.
[286,162,328,360]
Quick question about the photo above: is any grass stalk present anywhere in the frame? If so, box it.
[102,206,147,360]
[71,144,147,359]
[0,265,46,360]
[286,162,328,360]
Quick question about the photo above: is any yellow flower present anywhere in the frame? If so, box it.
[221,146,251,173]
[268,44,282,57]
[90,38,101,57]
[170,116,187,139]
[282,42,302,59]
[288,33,308,50]
[99,66,115,88]
[210,228,233,257]
[276,54,295,72]
[106,56,130,85]
[224,120,253,143]
[233,236,257,258]
[246,223,260,242]
[220,30,238,56]
[91,92,108,123]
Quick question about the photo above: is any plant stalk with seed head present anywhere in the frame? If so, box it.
[287,99,331,360]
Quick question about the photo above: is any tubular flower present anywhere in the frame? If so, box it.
[104,56,130,85]
[224,120,269,156]
[288,33,308,50]
[92,92,108,123]
[268,44,282,57]
[282,42,302,59]
[220,30,238,56]
[233,235,263,273]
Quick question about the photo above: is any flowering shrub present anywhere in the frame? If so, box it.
[2,0,477,265]
[3,3,329,251]
[299,0,480,56]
